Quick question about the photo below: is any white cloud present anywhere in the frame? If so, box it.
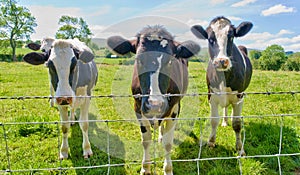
[238,30,300,51]
[187,19,209,27]
[231,0,257,7]
[261,4,296,16]
[28,5,83,41]
[227,16,242,21]
[85,6,111,17]
[211,0,225,5]
[277,29,294,36]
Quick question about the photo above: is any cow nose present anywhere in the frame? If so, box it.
[56,97,73,105]
[214,58,230,69]
[148,98,164,112]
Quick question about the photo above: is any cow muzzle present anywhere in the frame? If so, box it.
[142,97,167,116]
[213,58,231,70]
[56,96,73,105]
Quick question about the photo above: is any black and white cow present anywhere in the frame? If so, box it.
[107,25,200,175]
[191,16,253,155]
[23,38,98,159]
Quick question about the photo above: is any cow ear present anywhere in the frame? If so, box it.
[79,50,94,63]
[27,43,41,51]
[73,47,94,63]
[176,40,200,59]
[107,36,135,55]
[235,22,253,37]
[191,25,208,40]
[23,52,48,65]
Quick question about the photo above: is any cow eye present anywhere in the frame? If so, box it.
[209,39,215,45]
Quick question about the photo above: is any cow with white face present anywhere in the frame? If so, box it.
[107,25,200,175]
[191,16,253,156]
[23,39,98,159]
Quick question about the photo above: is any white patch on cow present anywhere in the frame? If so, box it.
[211,19,232,71]
[149,54,164,102]
[73,86,88,108]
[160,39,168,48]
[211,81,242,107]
[50,40,75,99]
[237,46,247,71]
[40,37,55,52]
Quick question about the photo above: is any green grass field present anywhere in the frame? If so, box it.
[0,57,299,175]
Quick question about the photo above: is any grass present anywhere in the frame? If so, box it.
[0,57,299,175]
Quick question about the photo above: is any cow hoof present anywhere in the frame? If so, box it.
[140,170,151,175]
[83,150,93,159]
[59,152,68,160]
[238,150,246,156]
[221,122,228,127]
[208,142,216,148]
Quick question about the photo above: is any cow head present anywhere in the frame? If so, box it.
[23,39,94,106]
[191,16,252,71]
[27,37,55,52]
[107,25,200,117]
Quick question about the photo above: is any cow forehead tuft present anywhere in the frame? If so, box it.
[137,25,173,40]
[211,19,231,31]
[53,40,72,49]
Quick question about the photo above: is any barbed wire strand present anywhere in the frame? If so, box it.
[0,90,299,101]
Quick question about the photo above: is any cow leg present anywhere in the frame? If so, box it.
[59,106,70,159]
[79,98,92,158]
[49,84,55,107]
[69,108,76,126]
[221,107,229,127]
[140,118,152,175]
[208,100,219,147]
[161,118,176,175]
[232,100,245,156]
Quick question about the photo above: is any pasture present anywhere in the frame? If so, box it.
[0,57,299,174]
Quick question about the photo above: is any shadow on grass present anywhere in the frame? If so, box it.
[244,121,300,174]
[68,113,126,175]
[172,121,300,175]
[173,131,240,175]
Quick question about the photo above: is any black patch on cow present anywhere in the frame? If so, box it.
[69,57,77,87]
[47,60,59,91]
[140,126,147,133]
[171,112,177,119]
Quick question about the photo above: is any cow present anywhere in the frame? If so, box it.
[191,16,253,156]
[23,38,98,159]
[107,25,200,175]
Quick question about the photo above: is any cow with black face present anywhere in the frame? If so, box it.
[191,16,253,156]
[107,25,200,175]
[23,39,98,159]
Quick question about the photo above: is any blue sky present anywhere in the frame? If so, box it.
[19,0,300,52]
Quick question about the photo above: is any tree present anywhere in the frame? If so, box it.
[249,50,262,60]
[258,44,287,71]
[55,16,93,44]
[282,52,300,71]
[0,0,37,61]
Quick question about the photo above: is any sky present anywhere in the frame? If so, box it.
[18,0,300,52]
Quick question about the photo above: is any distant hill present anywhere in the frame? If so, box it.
[91,38,106,48]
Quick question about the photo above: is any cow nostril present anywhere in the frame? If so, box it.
[149,99,163,106]
[56,97,72,105]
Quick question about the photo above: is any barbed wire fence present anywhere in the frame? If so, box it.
[1,91,300,174]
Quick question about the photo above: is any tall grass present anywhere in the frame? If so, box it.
[0,58,299,174]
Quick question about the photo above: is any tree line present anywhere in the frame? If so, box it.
[0,0,96,61]
[249,44,300,71]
